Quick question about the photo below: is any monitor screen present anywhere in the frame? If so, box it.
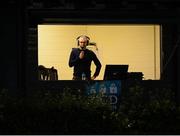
[104,65,129,80]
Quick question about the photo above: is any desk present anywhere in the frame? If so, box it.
[27,80,172,110]
[29,80,122,110]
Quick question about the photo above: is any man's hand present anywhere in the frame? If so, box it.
[79,51,84,59]
[91,76,96,80]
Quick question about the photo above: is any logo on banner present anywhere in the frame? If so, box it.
[86,80,121,110]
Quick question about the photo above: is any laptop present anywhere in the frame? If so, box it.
[103,64,129,80]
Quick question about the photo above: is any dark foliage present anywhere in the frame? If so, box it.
[0,85,180,134]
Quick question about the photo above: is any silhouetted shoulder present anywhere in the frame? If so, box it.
[72,48,79,51]
[87,49,96,55]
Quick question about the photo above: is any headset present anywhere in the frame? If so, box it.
[76,35,90,46]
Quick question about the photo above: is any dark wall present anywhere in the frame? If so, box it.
[161,24,179,82]
[0,1,25,92]
[0,7,18,90]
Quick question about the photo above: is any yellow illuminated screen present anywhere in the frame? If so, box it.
[38,24,160,80]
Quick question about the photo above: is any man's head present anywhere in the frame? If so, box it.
[77,35,90,49]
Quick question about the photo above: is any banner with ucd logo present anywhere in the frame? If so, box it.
[86,80,121,110]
